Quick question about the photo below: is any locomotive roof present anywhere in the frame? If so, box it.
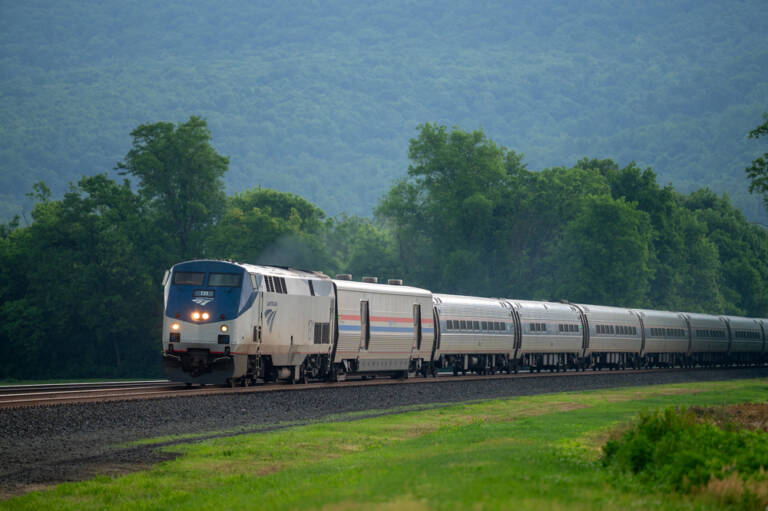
[172,259,330,279]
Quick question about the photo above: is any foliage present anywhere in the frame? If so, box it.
[746,112,768,212]
[1,1,767,223]
[0,118,233,379]
[602,406,768,509]
[379,124,768,313]
[116,116,229,260]
[0,175,161,378]
[207,187,330,269]
[549,194,654,306]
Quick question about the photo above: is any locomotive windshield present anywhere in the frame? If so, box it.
[173,272,205,286]
[209,273,242,287]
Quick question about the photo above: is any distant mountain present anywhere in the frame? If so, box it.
[1,0,767,221]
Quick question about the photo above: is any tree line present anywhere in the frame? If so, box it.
[2,116,767,380]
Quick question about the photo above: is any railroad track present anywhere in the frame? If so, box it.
[0,381,184,409]
[0,367,703,409]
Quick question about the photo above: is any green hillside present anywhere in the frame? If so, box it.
[1,0,767,220]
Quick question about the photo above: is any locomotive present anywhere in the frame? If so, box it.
[161,260,767,385]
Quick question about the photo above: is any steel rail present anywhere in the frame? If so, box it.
[0,380,171,393]
[0,367,710,410]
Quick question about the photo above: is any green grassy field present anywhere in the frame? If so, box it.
[3,378,766,510]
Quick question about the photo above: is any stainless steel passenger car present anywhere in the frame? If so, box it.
[633,308,690,366]
[334,279,434,378]
[572,304,642,369]
[684,312,730,365]
[433,294,515,374]
[512,300,584,371]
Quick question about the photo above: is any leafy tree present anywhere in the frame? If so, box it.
[683,189,768,316]
[116,116,229,260]
[746,112,768,212]
[0,175,160,378]
[547,194,654,306]
[207,187,333,271]
[378,123,524,293]
[378,123,768,315]
[325,215,402,282]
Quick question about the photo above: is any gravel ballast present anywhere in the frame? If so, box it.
[2,367,767,498]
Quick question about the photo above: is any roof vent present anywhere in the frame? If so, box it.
[387,279,403,286]
[362,276,378,284]
[335,274,352,280]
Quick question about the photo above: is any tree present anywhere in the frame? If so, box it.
[207,187,333,271]
[746,112,768,212]
[0,175,161,379]
[377,123,523,293]
[116,116,229,260]
[547,194,654,307]
[325,214,402,282]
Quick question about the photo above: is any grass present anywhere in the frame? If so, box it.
[3,378,766,510]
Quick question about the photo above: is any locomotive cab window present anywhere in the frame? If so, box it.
[208,273,242,287]
[173,272,205,286]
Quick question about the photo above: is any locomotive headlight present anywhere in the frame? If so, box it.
[171,323,180,331]
[220,325,229,333]
[192,312,201,320]
[202,312,210,320]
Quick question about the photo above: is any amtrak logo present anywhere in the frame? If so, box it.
[264,308,277,332]
[193,297,213,306]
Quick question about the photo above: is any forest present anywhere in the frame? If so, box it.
[2,116,767,379]
[1,0,767,223]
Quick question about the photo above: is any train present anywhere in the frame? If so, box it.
[161,259,768,385]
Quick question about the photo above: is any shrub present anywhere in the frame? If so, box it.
[601,405,768,509]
